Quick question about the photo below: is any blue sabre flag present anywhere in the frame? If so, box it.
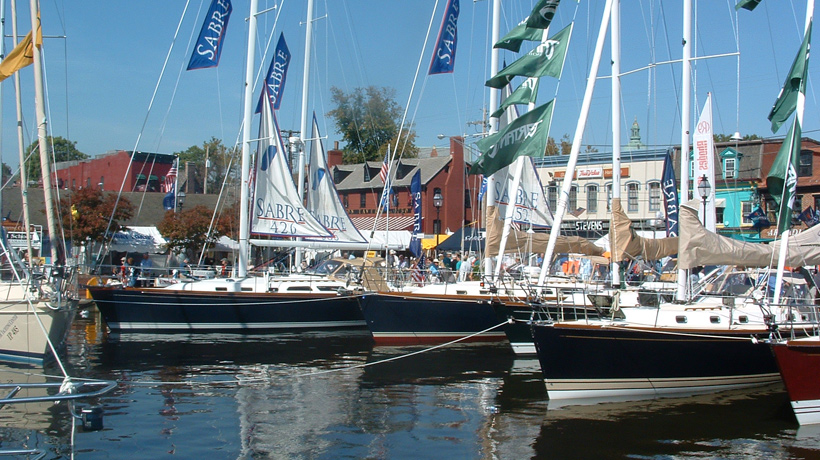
[187,0,233,70]
[429,0,459,74]
[256,33,291,113]
[661,149,680,237]
[409,170,422,257]
[798,206,819,227]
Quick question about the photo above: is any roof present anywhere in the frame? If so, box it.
[350,215,414,231]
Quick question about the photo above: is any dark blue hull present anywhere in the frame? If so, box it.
[358,292,508,345]
[89,287,366,332]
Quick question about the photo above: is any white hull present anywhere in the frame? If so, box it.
[0,296,75,364]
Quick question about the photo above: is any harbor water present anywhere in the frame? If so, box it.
[2,307,820,459]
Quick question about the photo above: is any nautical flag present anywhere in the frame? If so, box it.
[495,21,547,53]
[0,17,42,83]
[256,33,291,113]
[163,159,177,210]
[477,175,487,204]
[485,24,571,88]
[429,0,459,75]
[769,22,811,133]
[164,162,178,193]
[472,99,554,177]
[526,0,561,29]
[491,78,539,118]
[409,170,422,257]
[379,186,394,212]
[798,206,819,227]
[693,93,716,231]
[767,116,802,233]
[661,149,680,237]
[412,254,426,285]
[735,0,763,11]
[187,0,233,70]
[163,187,176,211]
[379,152,390,184]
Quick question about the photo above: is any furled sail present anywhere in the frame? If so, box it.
[678,200,820,269]
[305,114,366,243]
[250,93,331,238]
[609,198,678,262]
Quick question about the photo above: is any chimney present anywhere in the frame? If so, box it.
[327,141,343,168]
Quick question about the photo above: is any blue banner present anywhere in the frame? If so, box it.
[428,0,459,74]
[256,33,291,113]
[163,186,175,211]
[409,170,422,257]
[477,175,486,204]
[661,149,679,237]
[187,0,233,70]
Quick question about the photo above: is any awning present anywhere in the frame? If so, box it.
[351,216,414,231]
[422,235,449,249]
[109,226,167,253]
[135,174,146,180]
[435,226,484,252]
[148,175,159,181]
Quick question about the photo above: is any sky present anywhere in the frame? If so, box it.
[1,0,818,172]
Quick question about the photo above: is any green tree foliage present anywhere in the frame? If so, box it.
[59,188,134,245]
[157,204,236,257]
[174,137,238,193]
[26,137,88,184]
[544,134,573,156]
[327,86,418,163]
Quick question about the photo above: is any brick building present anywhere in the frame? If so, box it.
[53,150,176,192]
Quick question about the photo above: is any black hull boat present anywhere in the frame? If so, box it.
[357,291,508,345]
[531,321,781,401]
[88,286,366,332]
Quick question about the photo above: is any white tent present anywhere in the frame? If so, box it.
[110,226,168,253]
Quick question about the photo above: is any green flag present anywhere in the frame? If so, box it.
[485,24,572,89]
[734,0,762,11]
[768,22,811,133]
[494,22,545,53]
[526,0,561,29]
[472,100,554,177]
[491,78,540,118]
[766,116,802,233]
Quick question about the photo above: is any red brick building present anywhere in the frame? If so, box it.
[53,150,176,192]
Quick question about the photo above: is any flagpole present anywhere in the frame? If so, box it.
[538,0,613,287]
[773,0,812,306]
[676,0,693,302]
[238,0,259,278]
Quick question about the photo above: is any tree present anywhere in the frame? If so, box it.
[26,136,87,184]
[174,137,238,193]
[59,188,134,245]
[327,86,418,163]
[157,204,236,258]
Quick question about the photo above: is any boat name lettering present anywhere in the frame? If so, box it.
[0,314,18,339]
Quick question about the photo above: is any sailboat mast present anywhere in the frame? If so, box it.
[295,0,315,269]
[676,0,692,301]
[610,0,621,287]
[29,0,60,264]
[10,0,33,261]
[238,0,260,278]
[483,0,501,280]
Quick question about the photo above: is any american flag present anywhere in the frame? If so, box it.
[379,154,389,184]
[411,254,426,285]
[164,162,178,193]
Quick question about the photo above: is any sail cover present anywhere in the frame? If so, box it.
[251,94,331,238]
[678,200,820,269]
[305,114,366,243]
[493,156,553,229]
[610,198,678,262]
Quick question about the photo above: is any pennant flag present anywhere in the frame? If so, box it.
[526,0,562,29]
[187,0,233,70]
[766,116,802,233]
[472,100,554,177]
[735,0,762,11]
[429,0,460,74]
[0,18,42,83]
[490,78,539,118]
[768,22,811,133]
[494,21,544,53]
[661,149,680,237]
[256,33,291,113]
[798,206,819,227]
[485,24,572,88]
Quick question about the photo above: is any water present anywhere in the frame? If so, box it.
[2,308,820,459]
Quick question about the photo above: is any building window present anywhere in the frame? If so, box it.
[72,179,76,189]
[391,192,399,208]
[99,176,105,191]
[464,189,472,209]
[716,206,725,225]
[723,158,737,179]
[342,193,349,208]
[569,186,577,210]
[627,183,639,212]
[648,181,661,212]
[606,184,613,212]
[548,185,557,211]
[815,195,820,213]
[587,184,598,213]
[799,150,813,177]
[87,177,91,189]
[360,193,366,208]
[742,201,753,224]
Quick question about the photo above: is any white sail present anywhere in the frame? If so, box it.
[493,156,553,229]
[305,114,366,243]
[251,97,331,238]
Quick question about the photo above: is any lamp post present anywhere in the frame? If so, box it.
[433,190,443,249]
[178,191,186,211]
[697,174,710,226]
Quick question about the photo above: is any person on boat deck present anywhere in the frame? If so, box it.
[429,259,441,283]
[220,258,230,276]
[139,253,154,287]
[126,257,137,287]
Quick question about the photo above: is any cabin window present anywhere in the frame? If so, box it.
[799,150,813,177]
[586,185,598,213]
[648,181,661,211]
[710,316,720,324]
[675,315,687,324]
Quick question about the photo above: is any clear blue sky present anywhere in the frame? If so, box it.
[1,0,817,171]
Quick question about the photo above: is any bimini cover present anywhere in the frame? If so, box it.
[110,226,168,253]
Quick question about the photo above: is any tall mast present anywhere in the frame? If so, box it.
[676,0,692,301]
[483,0,501,279]
[238,0,259,278]
[10,0,33,260]
[610,0,621,287]
[295,0,315,270]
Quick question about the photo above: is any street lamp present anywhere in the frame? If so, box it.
[433,190,443,248]
[178,191,186,211]
[697,174,711,225]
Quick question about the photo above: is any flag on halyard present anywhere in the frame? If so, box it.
[472,99,554,177]
[494,21,545,53]
[379,152,390,183]
[164,162,178,192]
[490,78,539,118]
[485,24,572,88]
[735,0,762,11]
[526,0,561,29]
[768,21,811,133]
[661,149,680,237]
[187,0,233,70]
[766,116,802,233]
[256,33,291,113]
[0,17,42,83]
[429,0,459,74]
[798,206,819,227]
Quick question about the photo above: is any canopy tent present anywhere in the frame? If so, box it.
[435,226,485,252]
[109,226,167,253]
[422,234,450,250]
